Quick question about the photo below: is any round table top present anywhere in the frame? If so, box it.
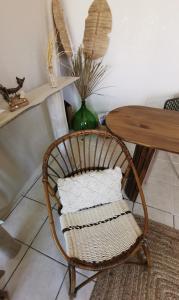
[106,105,179,154]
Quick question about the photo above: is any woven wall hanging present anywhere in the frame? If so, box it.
[83,0,112,60]
[52,0,72,57]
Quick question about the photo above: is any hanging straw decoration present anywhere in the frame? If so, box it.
[52,0,72,57]
[83,0,112,60]
[47,34,54,72]
[47,33,57,87]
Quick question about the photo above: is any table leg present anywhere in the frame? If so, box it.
[125,145,155,202]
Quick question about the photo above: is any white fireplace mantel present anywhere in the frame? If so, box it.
[0,76,78,128]
[0,76,78,255]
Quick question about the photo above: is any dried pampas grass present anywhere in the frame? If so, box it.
[71,48,107,101]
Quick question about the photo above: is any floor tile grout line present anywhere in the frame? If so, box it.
[3,173,42,222]
[20,173,42,197]
[29,246,68,268]
[123,196,171,215]
[3,197,24,222]
[123,196,176,217]
[22,196,46,207]
[14,236,93,278]
[54,267,96,300]
[135,200,174,216]
[123,197,174,227]
[28,216,49,247]
[3,249,68,299]
[2,158,61,289]
[3,233,95,292]
[76,271,97,281]
[2,245,31,290]
[3,244,68,291]
[2,244,68,292]
[5,158,57,220]
[3,196,47,224]
[2,216,49,290]
[19,153,59,197]
[15,204,95,280]
[29,246,93,280]
[54,269,68,300]
[3,206,94,293]
[2,210,51,290]
[23,195,57,209]
[2,202,66,289]
[14,238,29,248]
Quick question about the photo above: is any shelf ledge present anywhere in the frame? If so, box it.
[0,76,78,128]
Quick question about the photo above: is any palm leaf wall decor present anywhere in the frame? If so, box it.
[83,0,112,60]
[52,0,72,57]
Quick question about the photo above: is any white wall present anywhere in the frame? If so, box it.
[0,0,66,218]
[63,0,179,112]
[62,0,179,224]
[0,0,49,90]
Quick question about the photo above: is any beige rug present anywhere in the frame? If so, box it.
[90,218,179,300]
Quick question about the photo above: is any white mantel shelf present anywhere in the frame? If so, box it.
[0,76,78,128]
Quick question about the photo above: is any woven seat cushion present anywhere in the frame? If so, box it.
[60,200,142,264]
[57,167,122,214]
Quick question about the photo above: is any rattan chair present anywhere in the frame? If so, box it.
[42,130,151,298]
[164,97,179,110]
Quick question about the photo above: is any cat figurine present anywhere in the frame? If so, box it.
[0,77,25,102]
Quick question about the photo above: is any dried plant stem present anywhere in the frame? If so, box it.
[47,34,54,71]
[71,48,107,101]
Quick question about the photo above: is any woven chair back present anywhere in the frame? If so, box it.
[42,130,134,205]
[42,129,149,267]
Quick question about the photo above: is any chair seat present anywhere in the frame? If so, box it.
[60,200,142,264]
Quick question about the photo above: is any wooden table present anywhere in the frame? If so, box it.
[106,105,179,201]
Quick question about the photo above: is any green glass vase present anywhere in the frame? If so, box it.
[72,101,98,131]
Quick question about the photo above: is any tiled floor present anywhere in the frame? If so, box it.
[1,164,179,299]
[0,176,95,300]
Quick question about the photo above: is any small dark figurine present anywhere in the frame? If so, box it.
[0,77,25,102]
[0,77,29,112]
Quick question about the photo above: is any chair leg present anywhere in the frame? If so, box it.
[136,247,146,264]
[69,265,76,299]
[142,240,152,268]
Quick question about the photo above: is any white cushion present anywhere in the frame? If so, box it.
[57,167,123,214]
